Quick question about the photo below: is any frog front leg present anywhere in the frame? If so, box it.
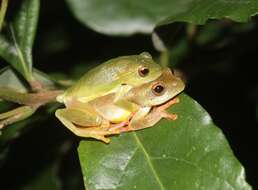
[120,97,180,132]
[115,107,151,132]
[113,84,133,102]
[55,108,119,143]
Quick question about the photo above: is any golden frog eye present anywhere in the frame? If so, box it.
[152,83,165,96]
[138,66,149,77]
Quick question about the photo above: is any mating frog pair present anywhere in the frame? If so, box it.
[55,52,185,143]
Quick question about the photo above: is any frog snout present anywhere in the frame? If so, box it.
[172,78,185,93]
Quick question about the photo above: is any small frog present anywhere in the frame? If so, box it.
[55,68,185,143]
[56,52,163,104]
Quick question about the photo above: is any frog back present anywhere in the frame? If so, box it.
[57,52,162,104]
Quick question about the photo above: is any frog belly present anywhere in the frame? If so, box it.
[95,105,132,124]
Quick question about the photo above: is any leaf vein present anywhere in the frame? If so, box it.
[151,156,235,190]
[116,146,139,187]
[10,24,31,81]
[133,133,166,190]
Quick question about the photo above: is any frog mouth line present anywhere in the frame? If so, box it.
[152,92,183,110]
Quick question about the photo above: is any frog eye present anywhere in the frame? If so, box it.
[138,66,149,77]
[152,83,165,96]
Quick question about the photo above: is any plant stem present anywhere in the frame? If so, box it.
[0,87,63,108]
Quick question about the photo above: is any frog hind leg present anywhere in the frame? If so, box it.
[55,108,119,143]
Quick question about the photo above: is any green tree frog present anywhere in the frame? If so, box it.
[55,68,185,143]
[56,52,163,104]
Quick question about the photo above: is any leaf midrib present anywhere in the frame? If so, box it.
[10,24,31,81]
[132,132,165,190]
[132,132,236,190]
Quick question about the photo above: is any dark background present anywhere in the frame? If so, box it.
[0,0,257,189]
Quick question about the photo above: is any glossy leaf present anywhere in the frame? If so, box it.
[78,93,251,190]
[0,0,39,81]
[0,67,55,92]
[65,0,258,35]
[33,69,55,89]
[0,67,27,92]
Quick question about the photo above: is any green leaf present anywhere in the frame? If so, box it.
[78,93,251,190]
[0,0,39,82]
[65,0,258,35]
[0,67,27,92]
[33,69,55,89]
[0,67,55,92]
